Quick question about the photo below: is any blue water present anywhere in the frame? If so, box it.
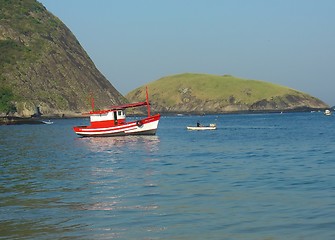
[1,112,335,239]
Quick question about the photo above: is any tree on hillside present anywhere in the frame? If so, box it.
[0,87,17,115]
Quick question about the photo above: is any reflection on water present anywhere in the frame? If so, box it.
[76,201,159,211]
[76,135,160,154]
[71,135,163,238]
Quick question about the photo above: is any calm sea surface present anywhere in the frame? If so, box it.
[1,113,335,240]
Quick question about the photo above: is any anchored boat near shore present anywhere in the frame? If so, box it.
[73,88,160,137]
[0,116,52,125]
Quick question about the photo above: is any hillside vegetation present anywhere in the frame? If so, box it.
[126,73,328,113]
[0,0,125,116]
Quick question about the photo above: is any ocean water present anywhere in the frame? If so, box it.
[1,112,335,240]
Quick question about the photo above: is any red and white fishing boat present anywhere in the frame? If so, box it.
[73,88,160,137]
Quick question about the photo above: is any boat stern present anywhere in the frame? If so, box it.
[126,114,161,135]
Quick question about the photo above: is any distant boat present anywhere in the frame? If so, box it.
[73,87,160,137]
[42,120,54,124]
[187,123,217,131]
[324,109,332,116]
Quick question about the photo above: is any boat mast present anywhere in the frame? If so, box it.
[146,86,151,117]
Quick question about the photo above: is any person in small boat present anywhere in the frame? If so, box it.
[197,121,200,127]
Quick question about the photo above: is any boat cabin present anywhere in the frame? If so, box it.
[89,109,126,128]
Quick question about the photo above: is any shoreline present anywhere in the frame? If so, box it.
[0,107,328,125]
[0,116,47,125]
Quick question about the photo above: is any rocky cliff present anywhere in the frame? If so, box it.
[0,0,126,116]
[126,73,329,114]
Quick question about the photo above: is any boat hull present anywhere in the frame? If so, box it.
[187,126,216,131]
[73,114,160,137]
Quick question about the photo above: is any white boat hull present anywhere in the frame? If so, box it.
[187,126,216,131]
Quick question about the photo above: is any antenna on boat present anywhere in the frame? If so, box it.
[146,86,151,117]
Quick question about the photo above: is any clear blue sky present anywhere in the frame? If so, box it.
[38,0,335,105]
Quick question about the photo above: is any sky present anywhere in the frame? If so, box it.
[38,0,335,105]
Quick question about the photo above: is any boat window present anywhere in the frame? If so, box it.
[118,110,123,116]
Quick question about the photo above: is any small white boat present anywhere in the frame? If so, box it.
[187,123,217,131]
[324,109,331,116]
[42,120,54,124]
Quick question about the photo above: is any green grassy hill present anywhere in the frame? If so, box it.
[126,73,328,114]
